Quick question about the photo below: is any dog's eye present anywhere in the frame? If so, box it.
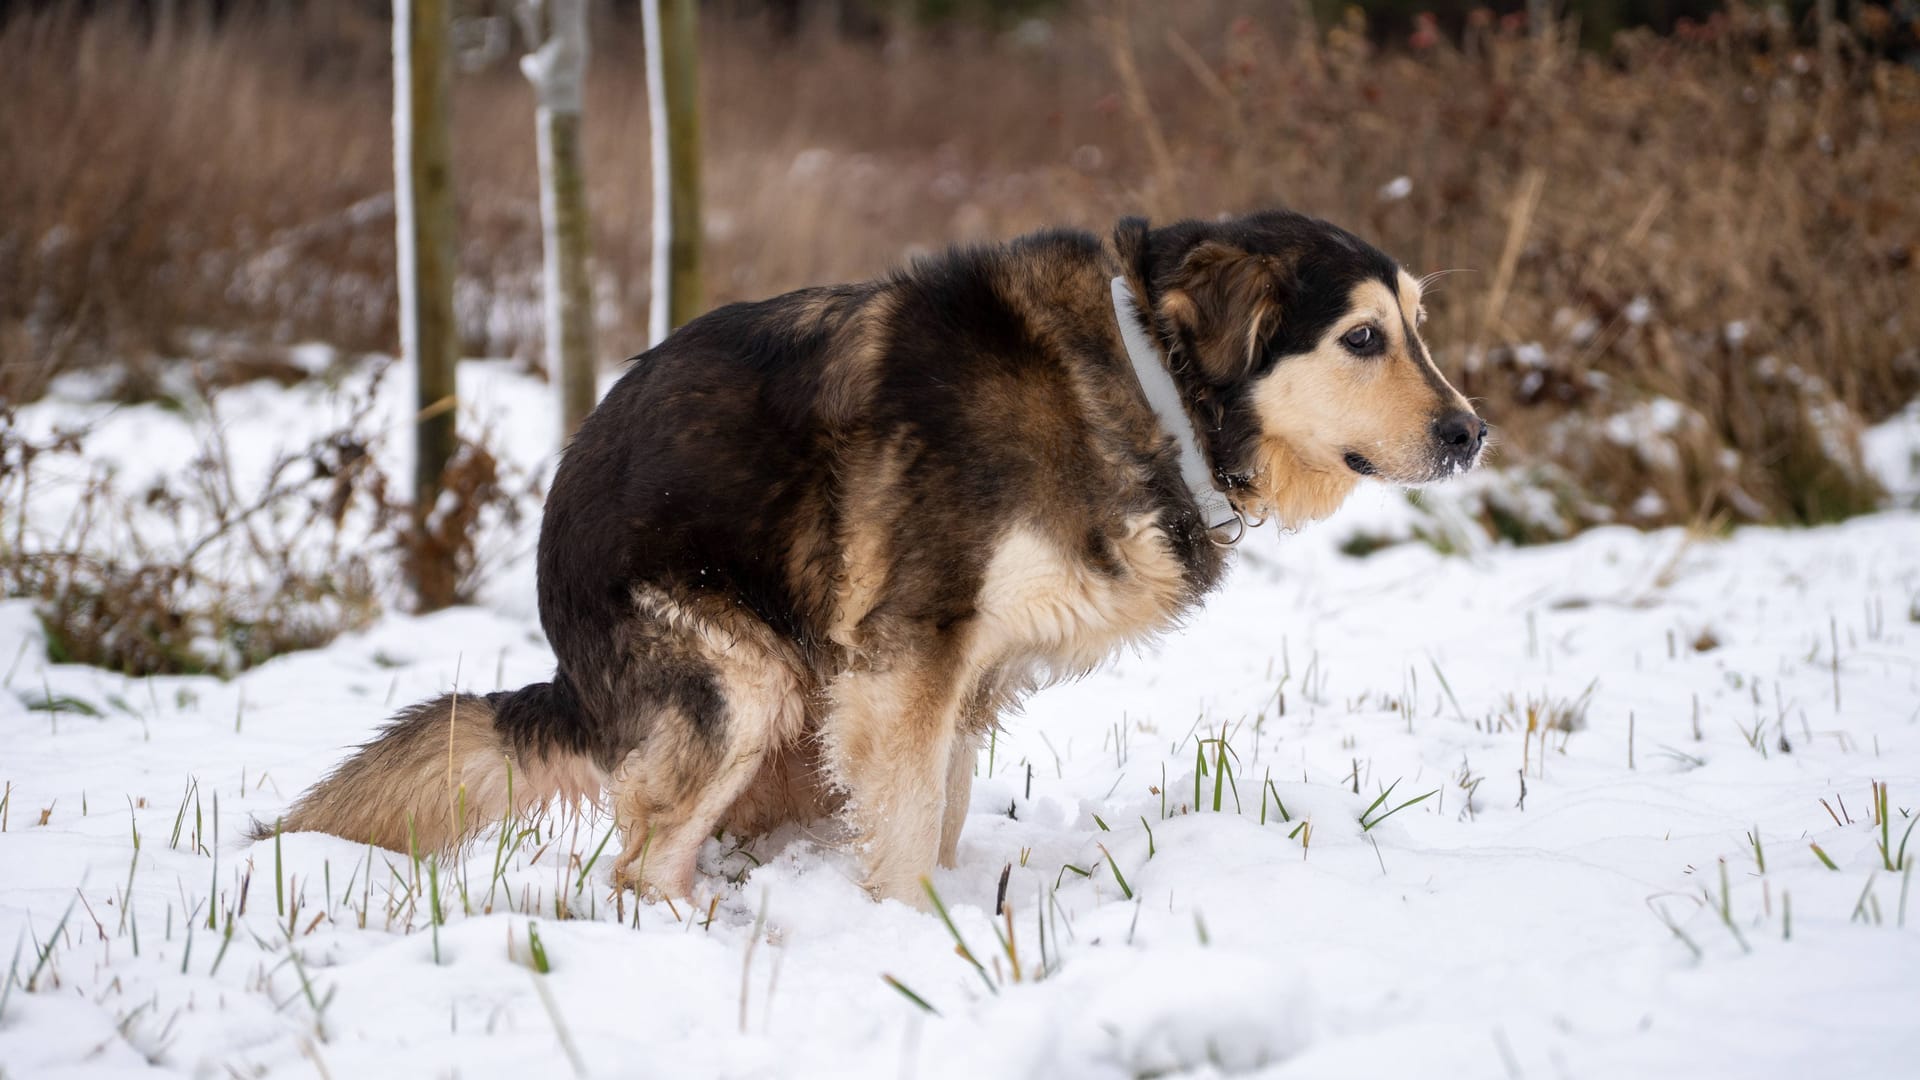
[1341,325,1382,355]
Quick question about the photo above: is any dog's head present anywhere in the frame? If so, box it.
[1113,211,1485,528]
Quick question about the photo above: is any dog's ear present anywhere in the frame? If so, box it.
[1159,242,1288,383]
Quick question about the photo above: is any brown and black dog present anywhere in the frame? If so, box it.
[266,210,1484,905]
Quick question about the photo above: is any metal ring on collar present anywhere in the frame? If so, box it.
[1208,509,1249,547]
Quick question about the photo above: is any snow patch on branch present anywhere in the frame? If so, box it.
[642,0,671,347]
[518,0,587,114]
[393,0,418,367]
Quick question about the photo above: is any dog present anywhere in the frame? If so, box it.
[264,209,1485,906]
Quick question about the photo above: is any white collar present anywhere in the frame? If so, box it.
[1110,276,1245,545]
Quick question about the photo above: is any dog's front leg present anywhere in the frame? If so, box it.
[825,639,970,906]
[937,729,978,869]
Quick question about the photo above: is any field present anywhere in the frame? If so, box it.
[2,363,1917,1077]
[4,3,1920,1075]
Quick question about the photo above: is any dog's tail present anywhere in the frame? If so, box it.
[252,680,607,852]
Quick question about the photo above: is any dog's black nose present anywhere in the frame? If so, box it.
[1433,412,1486,461]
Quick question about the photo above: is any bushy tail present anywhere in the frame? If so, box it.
[255,684,606,852]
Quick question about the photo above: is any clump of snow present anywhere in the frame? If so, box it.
[518,0,588,114]
[1601,396,1701,473]
[1377,175,1413,201]
[1802,396,1867,478]
[1861,399,1920,504]
[1644,397,1687,434]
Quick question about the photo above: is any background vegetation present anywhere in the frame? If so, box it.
[2,0,1917,672]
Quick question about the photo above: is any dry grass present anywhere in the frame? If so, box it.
[4,1,1917,535]
[0,380,390,676]
[0,360,533,677]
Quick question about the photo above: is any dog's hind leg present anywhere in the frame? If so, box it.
[608,590,809,901]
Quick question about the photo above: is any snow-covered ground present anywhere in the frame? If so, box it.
[3,360,1918,1079]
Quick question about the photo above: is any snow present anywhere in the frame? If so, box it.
[522,1,592,419]
[393,0,418,375]
[1864,400,1920,506]
[1601,397,1699,474]
[518,0,588,114]
[642,0,672,348]
[4,363,1920,1079]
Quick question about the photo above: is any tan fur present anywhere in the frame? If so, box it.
[1240,278,1473,525]
[782,300,900,627]
[815,293,892,425]
[723,741,837,837]
[1396,269,1428,327]
[1241,439,1363,529]
[823,639,973,903]
[938,730,979,869]
[830,517,1187,895]
[975,517,1188,678]
[263,693,605,853]
[610,587,811,899]
[783,313,900,634]
[827,434,912,650]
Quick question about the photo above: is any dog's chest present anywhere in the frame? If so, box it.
[973,512,1191,675]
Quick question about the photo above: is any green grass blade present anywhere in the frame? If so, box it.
[921,877,997,995]
[1357,779,1399,829]
[882,974,940,1015]
[574,824,616,894]
[1097,843,1133,900]
[527,921,551,973]
[26,893,79,990]
[1362,787,1438,832]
